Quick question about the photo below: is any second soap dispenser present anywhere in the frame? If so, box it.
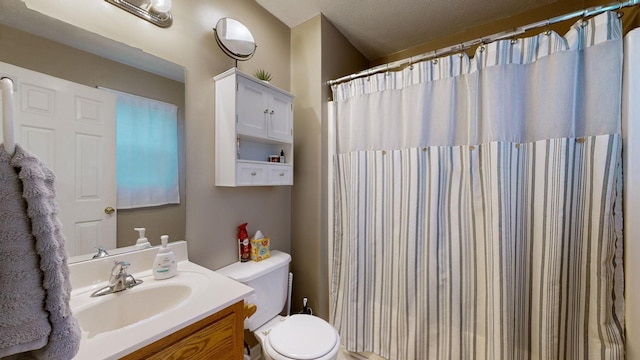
[134,227,151,249]
[152,235,177,280]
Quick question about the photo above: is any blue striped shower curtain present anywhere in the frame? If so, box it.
[330,12,625,360]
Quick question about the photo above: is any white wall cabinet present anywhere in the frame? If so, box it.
[236,76,293,142]
[215,68,294,187]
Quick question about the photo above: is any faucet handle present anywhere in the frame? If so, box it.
[111,260,131,275]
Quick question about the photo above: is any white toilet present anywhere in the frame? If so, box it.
[217,250,340,360]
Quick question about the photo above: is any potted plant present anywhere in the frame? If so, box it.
[254,69,272,83]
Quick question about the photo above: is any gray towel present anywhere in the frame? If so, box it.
[0,144,80,359]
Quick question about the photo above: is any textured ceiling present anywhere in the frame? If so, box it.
[256,0,560,61]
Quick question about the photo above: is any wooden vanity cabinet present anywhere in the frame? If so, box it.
[122,301,244,360]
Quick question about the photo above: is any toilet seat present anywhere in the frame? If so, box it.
[254,315,340,360]
[268,314,338,360]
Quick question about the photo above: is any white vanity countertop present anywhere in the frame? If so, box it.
[69,241,253,360]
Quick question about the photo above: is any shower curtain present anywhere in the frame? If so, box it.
[330,12,625,360]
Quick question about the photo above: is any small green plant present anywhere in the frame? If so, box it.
[254,69,272,82]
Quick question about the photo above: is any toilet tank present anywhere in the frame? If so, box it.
[217,250,291,331]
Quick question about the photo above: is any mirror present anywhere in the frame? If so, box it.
[213,18,256,61]
[0,2,186,263]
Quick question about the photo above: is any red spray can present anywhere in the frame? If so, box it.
[238,223,250,262]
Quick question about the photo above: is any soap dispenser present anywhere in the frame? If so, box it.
[134,227,151,249]
[152,235,177,280]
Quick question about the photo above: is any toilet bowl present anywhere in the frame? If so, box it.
[254,315,340,360]
[216,251,340,360]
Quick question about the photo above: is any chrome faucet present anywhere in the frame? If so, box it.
[91,260,143,297]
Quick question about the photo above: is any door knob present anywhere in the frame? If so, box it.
[104,206,115,215]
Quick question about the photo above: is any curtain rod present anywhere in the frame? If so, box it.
[327,0,639,86]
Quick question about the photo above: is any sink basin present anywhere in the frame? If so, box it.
[68,242,255,360]
[74,283,191,338]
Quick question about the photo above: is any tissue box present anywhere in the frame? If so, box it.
[250,237,270,262]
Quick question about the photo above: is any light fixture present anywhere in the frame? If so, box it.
[105,0,173,28]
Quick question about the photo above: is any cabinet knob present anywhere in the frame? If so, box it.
[270,110,275,115]
[279,172,285,176]
[251,171,257,176]
[264,109,269,114]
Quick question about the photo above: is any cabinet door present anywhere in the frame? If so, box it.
[267,92,293,142]
[237,77,268,138]
[122,301,244,360]
[145,312,238,360]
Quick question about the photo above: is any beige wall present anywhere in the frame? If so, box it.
[14,0,292,270]
[290,16,323,317]
[290,15,368,319]
[0,23,186,249]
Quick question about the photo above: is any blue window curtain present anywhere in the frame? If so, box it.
[104,88,179,209]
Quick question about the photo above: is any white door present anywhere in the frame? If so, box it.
[0,61,117,257]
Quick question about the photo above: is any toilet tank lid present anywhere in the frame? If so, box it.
[216,250,291,282]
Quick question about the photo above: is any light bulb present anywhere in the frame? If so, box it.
[151,0,171,13]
